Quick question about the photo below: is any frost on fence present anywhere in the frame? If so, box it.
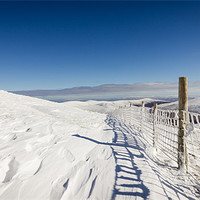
[114,106,179,159]
[156,109,179,163]
[112,106,142,133]
[141,107,154,146]
[112,105,154,146]
[112,105,200,186]
[182,111,200,183]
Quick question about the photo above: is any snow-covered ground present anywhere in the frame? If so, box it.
[159,97,200,113]
[0,91,199,199]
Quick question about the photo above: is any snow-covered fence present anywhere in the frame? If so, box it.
[111,104,200,184]
[182,111,200,182]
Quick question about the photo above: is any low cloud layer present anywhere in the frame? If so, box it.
[11,81,200,101]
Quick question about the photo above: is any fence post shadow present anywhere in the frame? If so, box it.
[73,114,197,199]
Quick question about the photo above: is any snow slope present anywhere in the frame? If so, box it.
[63,98,165,115]
[159,96,200,113]
[0,91,198,199]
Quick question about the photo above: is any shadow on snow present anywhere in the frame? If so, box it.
[73,115,196,200]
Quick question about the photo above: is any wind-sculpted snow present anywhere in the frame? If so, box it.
[0,91,199,199]
[0,156,18,183]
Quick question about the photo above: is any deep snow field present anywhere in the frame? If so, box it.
[0,90,199,200]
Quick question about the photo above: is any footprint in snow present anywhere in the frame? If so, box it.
[26,128,32,132]
[3,133,17,141]
[62,165,93,199]
[58,147,75,163]
[17,157,43,180]
[50,177,69,200]
[0,155,18,183]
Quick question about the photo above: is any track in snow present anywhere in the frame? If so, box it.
[107,119,149,199]
[73,115,197,199]
[106,116,197,200]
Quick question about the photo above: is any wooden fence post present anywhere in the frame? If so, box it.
[142,101,145,108]
[178,77,188,170]
[153,103,158,150]
[141,101,145,133]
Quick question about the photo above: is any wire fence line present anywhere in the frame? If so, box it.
[111,104,200,187]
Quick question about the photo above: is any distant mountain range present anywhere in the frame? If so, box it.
[10,82,200,102]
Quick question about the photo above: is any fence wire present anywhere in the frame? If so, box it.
[156,109,179,163]
[112,104,200,187]
[182,111,200,184]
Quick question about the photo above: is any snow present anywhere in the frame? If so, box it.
[159,96,200,113]
[0,90,199,199]
[63,98,164,115]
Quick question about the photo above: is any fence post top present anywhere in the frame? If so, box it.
[142,101,145,107]
[179,77,187,81]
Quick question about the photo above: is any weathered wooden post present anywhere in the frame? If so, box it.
[130,103,133,124]
[142,101,145,108]
[153,103,158,150]
[124,105,127,123]
[178,77,188,170]
[141,101,145,133]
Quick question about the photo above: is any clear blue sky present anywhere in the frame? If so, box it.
[0,1,200,91]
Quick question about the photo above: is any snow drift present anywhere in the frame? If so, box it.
[0,91,199,199]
